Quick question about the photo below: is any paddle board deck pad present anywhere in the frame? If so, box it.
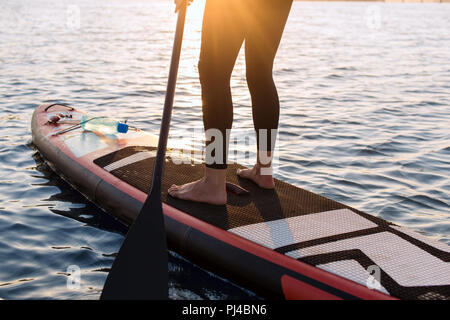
[31,104,450,300]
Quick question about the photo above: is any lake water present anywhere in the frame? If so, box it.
[0,0,449,299]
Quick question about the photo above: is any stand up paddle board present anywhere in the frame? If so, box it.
[31,104,450,300]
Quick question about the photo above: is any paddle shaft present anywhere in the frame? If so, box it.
[100,2,187,299]
[152,2,187,196]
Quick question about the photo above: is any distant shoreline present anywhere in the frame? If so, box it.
[294,0,450,2]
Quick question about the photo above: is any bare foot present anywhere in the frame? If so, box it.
[168,177,227,205]
[237,165,275,189]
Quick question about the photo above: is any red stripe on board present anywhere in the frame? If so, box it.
[281,275,342,300]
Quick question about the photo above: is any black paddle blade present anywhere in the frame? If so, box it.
[100,190,168,300]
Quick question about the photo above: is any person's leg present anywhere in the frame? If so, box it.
[237,0,293,189]
[168,0,245,205]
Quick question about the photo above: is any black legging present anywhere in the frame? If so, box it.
[199,0,293,169]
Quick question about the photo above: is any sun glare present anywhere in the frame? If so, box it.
[186,0,206,23]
